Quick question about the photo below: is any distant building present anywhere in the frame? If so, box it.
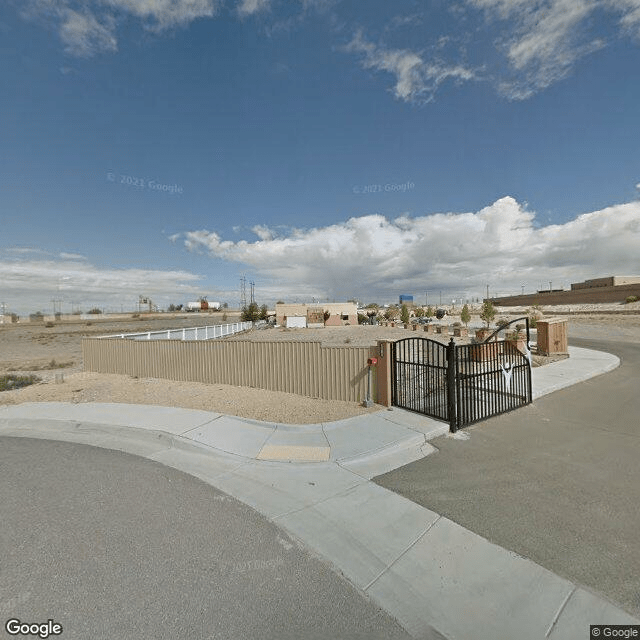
[488,276,640,306]
[275,302,358,327]
[399,295,414,306]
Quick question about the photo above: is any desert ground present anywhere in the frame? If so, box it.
[1,303,639,424]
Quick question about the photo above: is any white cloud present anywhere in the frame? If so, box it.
[19,0,219,57]
[344,30,478,103]
[237,0,272,17]
[173,197,640,301]
[104,0,220,30]
[0,255,202,315]
[608,0,640,36]
[466,0,640,98]
[58,7,117,57]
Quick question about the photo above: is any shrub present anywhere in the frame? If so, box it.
[0,374,41,392]
[626,295,639,303]
[357,313,369,325]
[496,318,510,329]
[87,308,102,314]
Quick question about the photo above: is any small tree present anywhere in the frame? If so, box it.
[460,304,471,327]
[357,313,369,325]
[259,304,268,320]
[479,300,496,328]
[400,304,410,324]
[241,302,260,322]
[415,307,425,318]
[87,307,103,315]
[425,305,434,319]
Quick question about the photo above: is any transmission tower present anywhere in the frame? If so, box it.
[240,275,247,309]
[250,281,255,305]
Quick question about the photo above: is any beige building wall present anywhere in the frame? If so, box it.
[275,303,358,326]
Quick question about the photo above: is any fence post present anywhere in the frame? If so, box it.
[447,337,458,433]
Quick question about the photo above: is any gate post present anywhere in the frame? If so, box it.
[447,337,458,432]
[375,340,394,407]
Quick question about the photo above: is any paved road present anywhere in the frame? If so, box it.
[375,337,640,618]
[0,438,411,640]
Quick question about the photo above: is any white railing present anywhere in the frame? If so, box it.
[97,321,253,341]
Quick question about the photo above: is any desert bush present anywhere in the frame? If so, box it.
[0,374,41,392]
[626,295,639,303]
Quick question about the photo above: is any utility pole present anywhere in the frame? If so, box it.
[439,291,442,305]
[425,291,428,306]
[486,284,489,300]
[250,281,255,305]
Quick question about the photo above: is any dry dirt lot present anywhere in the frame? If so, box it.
[1,306,638,423]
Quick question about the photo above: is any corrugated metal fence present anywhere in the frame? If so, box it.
[82,338,378,403]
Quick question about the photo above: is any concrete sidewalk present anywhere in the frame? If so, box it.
[0,344,634,639]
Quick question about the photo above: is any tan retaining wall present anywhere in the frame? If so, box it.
[489,282,640,307]
[83,338,378,403]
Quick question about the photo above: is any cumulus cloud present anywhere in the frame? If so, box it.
[172,197,640,301]
[0,255,202,315]
[344,30,478,103]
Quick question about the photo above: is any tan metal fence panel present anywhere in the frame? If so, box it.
[82,338,377,402]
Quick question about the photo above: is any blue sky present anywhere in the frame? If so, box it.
[1,0,639,315]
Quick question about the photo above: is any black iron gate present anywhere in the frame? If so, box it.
[391,319,532,431]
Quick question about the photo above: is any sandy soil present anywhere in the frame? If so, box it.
[1,305,638,423]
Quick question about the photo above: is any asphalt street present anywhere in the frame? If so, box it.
[0,437,411,640]
[375,337,640,618]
